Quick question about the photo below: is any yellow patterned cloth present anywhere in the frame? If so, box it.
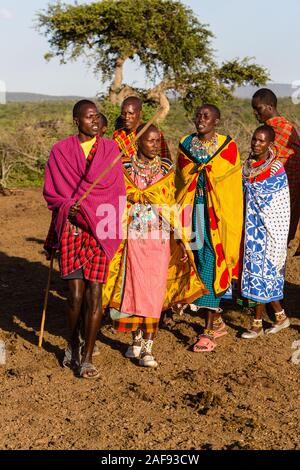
[103,168,208,309]
[175,134,243,296]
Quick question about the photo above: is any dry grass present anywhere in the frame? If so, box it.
[0,98,299,187]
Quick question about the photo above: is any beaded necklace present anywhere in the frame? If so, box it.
[242,148,277,180]
[191,133,218,160]
[132,153,161,186]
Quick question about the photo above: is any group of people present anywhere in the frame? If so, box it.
[43,89,300,379]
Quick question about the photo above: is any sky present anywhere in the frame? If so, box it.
[0,0,299,96]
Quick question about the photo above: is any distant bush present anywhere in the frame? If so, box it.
[0,98,299,188]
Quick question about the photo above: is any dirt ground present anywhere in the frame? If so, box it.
[0,188,299,451]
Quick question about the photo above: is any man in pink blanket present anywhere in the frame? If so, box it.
[43,100,126,379]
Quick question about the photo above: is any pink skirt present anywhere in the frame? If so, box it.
[121,237,170,319]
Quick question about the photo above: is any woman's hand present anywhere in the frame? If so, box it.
[178,240,188,263]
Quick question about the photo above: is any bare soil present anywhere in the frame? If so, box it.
[0,189,299,450]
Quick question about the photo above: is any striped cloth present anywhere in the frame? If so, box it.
[113,128,171,160]
[111,315,159,334]
[60,220,109,283]
[266,116,300,241]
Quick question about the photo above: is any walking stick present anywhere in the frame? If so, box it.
[38,107,163,348]
[38,249,55,348]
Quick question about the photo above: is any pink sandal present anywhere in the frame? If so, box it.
[193,334,217,352]
[212,322,228,339]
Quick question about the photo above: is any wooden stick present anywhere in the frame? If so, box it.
[76,106,163,206]
[38,250,55,348]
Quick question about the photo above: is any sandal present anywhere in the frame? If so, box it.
[92,344,101,357]
[212,321,228,338]
[62,344,81,370]
[79,362,100,379]
[193,334,217,352]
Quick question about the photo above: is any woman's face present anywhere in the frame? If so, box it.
[138,129,161,160]
[194,106,219,136]
[251,130,272,158]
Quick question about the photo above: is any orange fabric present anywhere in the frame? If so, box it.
[113,128,171,160]
[266,116,300,240]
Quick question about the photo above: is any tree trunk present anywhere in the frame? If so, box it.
[108,57,127,105]
[146,79,175,122]
[156,91,170,122]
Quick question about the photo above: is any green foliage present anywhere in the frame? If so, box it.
[2,98,300,187]
[36,0,213,81]
[36,0,269,113]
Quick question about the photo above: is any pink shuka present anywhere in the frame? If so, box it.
[43,135,126,260]
[121,170,171,319]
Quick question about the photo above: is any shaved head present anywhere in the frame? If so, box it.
[254,124,276,142]
[136,123,160,138]
[195,103,221,120]
[252,89,277,108]
[73,99,97,118]
[122,96,143,112]
[121,96,143,131]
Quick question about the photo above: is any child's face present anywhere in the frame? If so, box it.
[251,130,271,158]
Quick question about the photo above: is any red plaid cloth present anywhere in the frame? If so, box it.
[43,136,100,254]
[86,135,100,163]
[267,116,300,240]
[60,220,109,283]
[113,128,171,160]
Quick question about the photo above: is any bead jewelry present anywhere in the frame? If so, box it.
[132,153,161,186]
[242,148,277,179]
[191,133,218,159]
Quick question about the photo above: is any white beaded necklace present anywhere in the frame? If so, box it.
[132,153,161,186]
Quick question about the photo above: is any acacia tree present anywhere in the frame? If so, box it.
[36,0,269,119]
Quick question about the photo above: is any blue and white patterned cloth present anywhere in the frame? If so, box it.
[241,171,290,303]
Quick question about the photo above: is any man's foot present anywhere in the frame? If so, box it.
[79,362,100,379]
[62,344,81,369]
